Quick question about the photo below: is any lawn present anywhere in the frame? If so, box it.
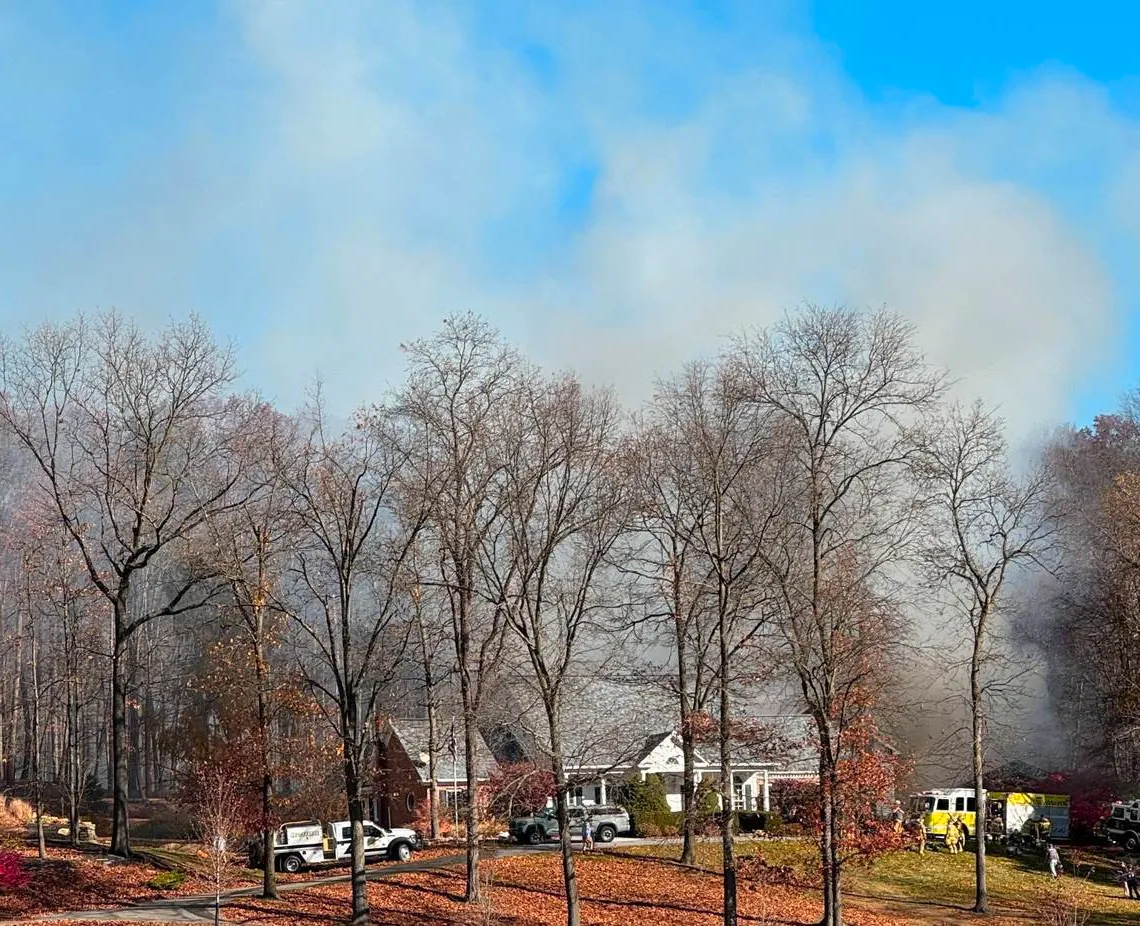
[615,837,1140,926]
[9,833,1140,926]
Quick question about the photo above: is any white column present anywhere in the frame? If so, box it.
[599,777,607,805]
[762,769,771,812]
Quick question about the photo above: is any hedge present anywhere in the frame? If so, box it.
[632,810,784,837]
[631,810,683,837]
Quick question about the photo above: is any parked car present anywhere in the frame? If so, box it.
[510,805,630,845]
[248,819,421,873]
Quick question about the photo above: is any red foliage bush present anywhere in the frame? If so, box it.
[0,850,31,890]
[485,762,556,818]
[1028,770,1119,840]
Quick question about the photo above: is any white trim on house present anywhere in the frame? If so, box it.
[569,731,807,813]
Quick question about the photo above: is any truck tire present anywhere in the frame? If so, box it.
[281,854,303,874]
[389,841,412,862]
[595,824,617,844]
[526,826,545,845]
[1125,832,1140,852]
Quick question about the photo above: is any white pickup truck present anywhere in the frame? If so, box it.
[250,819,421,873]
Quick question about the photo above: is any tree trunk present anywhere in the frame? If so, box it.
[67,669,80,848]
[344,716,370,926]
[461,710,481,903]
[31,623,45,860]
[13,604,26,781]
[419,605,441,843]
[109,611,131,857]
[549,719,580,926]
[816,728,840,926]
[827,761,842,926]
[718,593,736,926]
[972,628,988,914]
[676,566,697,867]
[680,719,698,866]
[426,696,441,841]
[254,639,279,900]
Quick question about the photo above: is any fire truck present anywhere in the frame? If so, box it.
[1103,800,1140,851]
[909,788,1070,843]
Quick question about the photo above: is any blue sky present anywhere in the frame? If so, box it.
[0,1,1137,436]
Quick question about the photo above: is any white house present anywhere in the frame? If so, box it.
[569,721,817,813]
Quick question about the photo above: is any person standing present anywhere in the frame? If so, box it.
[909,817,926,856]
[1124,860,1139,899]
[891,801,905,834]
[1045,842,1062,878]
[582,816,594,852]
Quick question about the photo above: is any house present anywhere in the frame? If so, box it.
[374,679,824,826]
[564,715,819,813]
[373,717,499,829]
[480,675,822,816]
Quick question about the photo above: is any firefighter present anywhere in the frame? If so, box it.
[909,816,926,855]
[945,817,963,854]
[1024,814,1051,846]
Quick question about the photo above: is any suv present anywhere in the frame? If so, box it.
[510,805,630,845]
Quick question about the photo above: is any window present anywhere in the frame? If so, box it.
[954,797,964,812]
[732,776,752,811]
[967,798,976,813]
[364,825,383,838]
[936,799,949,811]
[572,786,584,805]
[406,793,416,813]
[594,786,603,804]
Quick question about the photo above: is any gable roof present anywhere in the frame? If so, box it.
[383,718,499,784]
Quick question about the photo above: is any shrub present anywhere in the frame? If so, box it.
[738,811,783,835]
[633,810,682,837]
[0,851,30,890]
[147,870,186,891]
[616,774,671,816]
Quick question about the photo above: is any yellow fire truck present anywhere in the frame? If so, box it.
[908,789,1070,842]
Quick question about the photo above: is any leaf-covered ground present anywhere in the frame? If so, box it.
[0,843,220,921]
[13,838,1140,926]
[184,854,905,926]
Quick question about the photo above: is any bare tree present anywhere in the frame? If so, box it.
[200,404,298,900]
[625,418,719,866]
[0,313,254,855]
[396,314,519,902]
[917,401,1056,913]
[735,305,944,926]
[281,396,430,926]
[191,765,243,926]
[407,555,452,841]
[483,371,628,926]
[657,359,780,926]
